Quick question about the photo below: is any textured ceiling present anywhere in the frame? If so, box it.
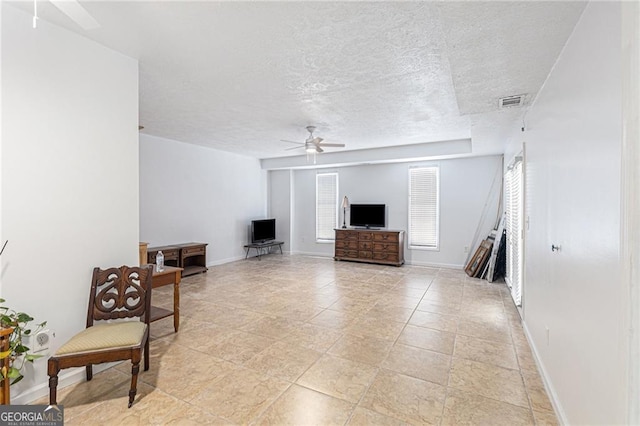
[6,1,586,160]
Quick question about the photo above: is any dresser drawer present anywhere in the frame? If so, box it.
[359,250,373,259]
[182,246,205,256]
[358,232,374,241]
[373,232,399,243]
[336,249,359,258]
[337,230,359,241]
[336,240,358,250]
[359,241,373,250]
[148,248,179,263]
[372,252,399,262]
[373,242,399,253]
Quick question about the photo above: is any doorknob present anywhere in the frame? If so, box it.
[551,244,561,252]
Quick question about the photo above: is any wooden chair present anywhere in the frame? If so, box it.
[48,265,153,408]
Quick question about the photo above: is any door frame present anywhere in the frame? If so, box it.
[621,2,639,423]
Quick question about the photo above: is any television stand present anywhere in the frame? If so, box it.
[244,241,284,260]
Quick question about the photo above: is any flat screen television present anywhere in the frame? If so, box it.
[251,218,276,243]
[350,204,386,229]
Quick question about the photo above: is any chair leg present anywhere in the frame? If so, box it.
[128,360,140,408]
[144,336,149,372]
[48,374,58,405]
[86,364,93,381]
[47,359,59,406]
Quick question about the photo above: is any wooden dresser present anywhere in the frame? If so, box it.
[334,229,405,266]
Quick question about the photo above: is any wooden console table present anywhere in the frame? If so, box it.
[174,242,208,276]
[147,246,180,268]
[147,243,207,277]
[334,229,405,266]
[151,266,182,332]
[244,241,284,260]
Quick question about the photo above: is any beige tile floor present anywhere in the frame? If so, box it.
[38,255,558,425]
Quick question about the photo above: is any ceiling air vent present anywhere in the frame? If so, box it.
[499,94,526,108]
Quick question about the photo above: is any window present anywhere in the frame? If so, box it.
[505,158,523,306]
[408,166,440,249]
[316,173,338,241]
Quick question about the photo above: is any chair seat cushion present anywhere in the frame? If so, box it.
[55,322,146,355]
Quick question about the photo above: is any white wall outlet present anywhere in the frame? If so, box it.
[28,329,53,354]
[464,246,469,253]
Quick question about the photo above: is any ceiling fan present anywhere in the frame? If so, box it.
[281,126,345,154]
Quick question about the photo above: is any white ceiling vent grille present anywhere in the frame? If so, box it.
[499,95,527,108]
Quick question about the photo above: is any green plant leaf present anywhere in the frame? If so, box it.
[16,313,34,323]
[25,354,43,362]
[0,299,46,387]
[0,314,14,326]
[14,344,28,354]
[7,367,20,379]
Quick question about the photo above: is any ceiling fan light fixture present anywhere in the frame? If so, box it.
[281,125,345,158]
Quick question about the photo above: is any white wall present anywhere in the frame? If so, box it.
[276,156,501,268]
[505,3,625,424]
[1,5,139,402]
[139,134,267,264]
[267,170,292,251]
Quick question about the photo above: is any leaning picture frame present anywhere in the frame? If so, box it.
[465,239,493,277]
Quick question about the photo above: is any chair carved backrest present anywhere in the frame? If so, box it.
[86,265,153,328]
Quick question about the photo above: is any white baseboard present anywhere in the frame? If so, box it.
[205,251,465,271]
[11,363,117,405]
[521,321,567,425]
[207,255,245,267]
[405,260,464,269]
[290,251,334,258]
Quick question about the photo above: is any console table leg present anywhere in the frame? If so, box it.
[173,279,180,332]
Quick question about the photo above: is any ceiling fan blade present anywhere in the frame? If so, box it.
[49,0,100,30]
[318,143,345,147]
[285,145,304,151]
[312,137,324,145]
[281,139,304,145]
[316,146,324,153]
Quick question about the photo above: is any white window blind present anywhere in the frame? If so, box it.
[316,173,338,241]
[408,166,440,249]
[505,159,523,306]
